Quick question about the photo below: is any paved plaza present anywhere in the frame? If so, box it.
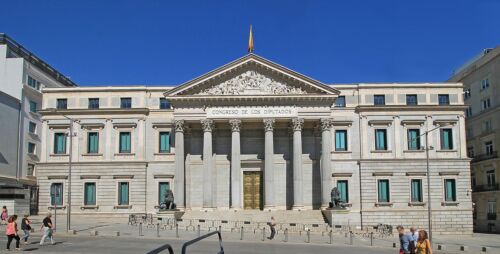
[0,216,498,253]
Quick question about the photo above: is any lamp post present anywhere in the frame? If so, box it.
[48,108,74,232]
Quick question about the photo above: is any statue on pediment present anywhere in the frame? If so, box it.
[198,70,307,95]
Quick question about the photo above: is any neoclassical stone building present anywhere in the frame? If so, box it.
[37,54,473,234]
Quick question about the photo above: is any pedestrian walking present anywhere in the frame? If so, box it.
[21,215,31,244]
[397,225,414,254]
[1,206,8,225]
[39,213,55,245]
[267,216,276,240]
[5,215,21,251]
[410,227,419,248]
[416,230,432,254]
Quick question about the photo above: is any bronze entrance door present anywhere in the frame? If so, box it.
[243,171,262,210]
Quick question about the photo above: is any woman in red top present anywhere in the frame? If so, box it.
[5,215,21,251]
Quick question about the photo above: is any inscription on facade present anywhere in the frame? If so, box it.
[206,107,297,118]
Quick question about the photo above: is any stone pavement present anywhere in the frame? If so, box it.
[0,215,498,253]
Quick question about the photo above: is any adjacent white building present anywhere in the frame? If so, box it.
[0,34,76,215]
[37,54,472,234]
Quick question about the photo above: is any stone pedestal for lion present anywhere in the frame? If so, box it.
[157,209,184,221]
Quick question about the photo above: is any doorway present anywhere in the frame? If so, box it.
[243,171,262,210]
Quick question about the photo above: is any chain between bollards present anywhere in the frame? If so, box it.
[284,228,288,242]
[240,226,244,240]
[139,222,143,236]
[175,224,179,238]
[156,223,160,237]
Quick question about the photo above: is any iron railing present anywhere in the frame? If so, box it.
[487,213,497,221]
[473,183,500,192]
[181,231,224,254]
[472,151,498,163]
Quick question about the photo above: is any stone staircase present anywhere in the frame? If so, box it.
[175,210,330,233]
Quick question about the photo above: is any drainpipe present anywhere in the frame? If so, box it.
[356,86,363,229]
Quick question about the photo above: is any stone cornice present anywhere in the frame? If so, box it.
[39,108,150,116]
[164,94,337,102]
[356,105,468,113]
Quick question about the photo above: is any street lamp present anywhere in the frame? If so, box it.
[48,108,74,232]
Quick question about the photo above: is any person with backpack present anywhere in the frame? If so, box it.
[21,215,31,244]
[5,215,21,251]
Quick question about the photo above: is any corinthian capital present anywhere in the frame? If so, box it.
[174,120,185,132]
[291,118,304,132]
[201,119,215,132]
[320,118,333,131]
[229,119,242,132]
[263,118,275,132]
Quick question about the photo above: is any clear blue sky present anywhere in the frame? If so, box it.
[1,0,499,86]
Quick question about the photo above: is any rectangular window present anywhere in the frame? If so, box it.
[377,179,390,203]
[438,94,450,105]
[29,122,37,134]
[485,141,494,156]
[335,130,347,151]
[407,129,420,150]
[119,132,131,153]
[120,98,132,109]
[484,120,492,132]
[159,132,171,153]
[29,101,37,113]
[54,133,66,154]
[27,163,35,176]
[28,142,36,154]
[158,182,170,205]
[406,94,418,105]
[464,88,471,100]
[467,147,474,158]
[50,183,63,206]
[481,98,491,111]
[440,128,453,150]
[374,95,385,105]
[87,132,99,154]
[444,179,456,202]
[88,98,99,109]
[337,180,349,203]
[487,202,496,220]
[84,182,96,206]
[27,76,41,90]
[375,129,387,150]
[481,78,490,90]
[335,96,346,107]
[118,182,129,205]
[486,170,496,187]
[159,98,171,109]
[56,99,67,109]
[411,179,423,202]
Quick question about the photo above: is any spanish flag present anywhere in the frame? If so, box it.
[248,25,254,53]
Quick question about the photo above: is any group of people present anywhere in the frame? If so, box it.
[397,225,433,254]
[1,206,56,251]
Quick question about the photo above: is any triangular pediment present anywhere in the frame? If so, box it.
[165,54,339,97]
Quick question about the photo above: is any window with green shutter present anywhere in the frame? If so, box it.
[408,129,420,150]
[444,179,456,202]
[119,132,131,153]
[158,182,170,205]
[440,128,453,150]
[54,133,66,154]
[118,182,129,205]
[50,183,63,206]
[159,132,171,153]
[29,101,37,113]
[337,180,349,203]
[87,132,99,154]
[377,179,390,203]
[375,129,387,150]
[411,179,423,202]
[335,130,347,151]
[84,182,96,206]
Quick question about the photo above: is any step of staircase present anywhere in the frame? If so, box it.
[181,210,326,224]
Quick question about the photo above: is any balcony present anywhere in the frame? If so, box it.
[472,151,498,163]
[473,183,500,192]
[487,213,497,221]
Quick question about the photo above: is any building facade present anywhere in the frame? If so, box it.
[449,46,500,233]
[0,34,76,215]
[37,54,472,234]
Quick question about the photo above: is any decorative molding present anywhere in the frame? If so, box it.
[438,171,460,176]
[201,119,215,132]
[372,172,393,176]
[406,172,427,176]
[80,175,101,179]
[401,120,426,127]
[197,70,307,95]
[113,175,134,179]
[152,122,172,128]
[368,120,393,127]
[433,119,458,126]
[174,120,185,132]
[320,118,333,131]
[80,123,105,129]
[112,122,137,129]
[332,120,352,127]
[48,175,68,180]
[291,118,304,131]
[229,119,242,132]
[154,174,175,179]
[263,118,275,131]
[332,173,353,177]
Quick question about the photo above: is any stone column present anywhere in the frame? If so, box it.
[292,118,304,210]
[174,120,185,209]
[230,119,242,209]
[320,118,333,208]
[201,119,215,208]
[263,118,275,209]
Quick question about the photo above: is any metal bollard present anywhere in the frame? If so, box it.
[175,224,179,238]
[284,228,288,242]
[219,225,222,232]
[306,229,310,243]
[139,222,143,236]
[240,227,244,240]
[262,227,265,241]
[157,223,160,237]
[349,231,353,245]
[329,230,333,244]
[370,232,373,246]
[197,225,201,237]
